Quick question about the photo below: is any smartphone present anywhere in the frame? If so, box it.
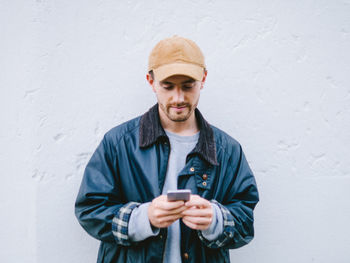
[167,189,191,201]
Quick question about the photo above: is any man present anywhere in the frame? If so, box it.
[75,35,259,263]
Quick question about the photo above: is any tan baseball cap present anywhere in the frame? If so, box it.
[148,35,206,81]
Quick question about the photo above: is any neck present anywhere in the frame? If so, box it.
[159,107,199,136]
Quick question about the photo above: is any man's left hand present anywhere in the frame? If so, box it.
[181,195,213,230]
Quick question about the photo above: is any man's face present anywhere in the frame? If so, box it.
[149,74,205,123]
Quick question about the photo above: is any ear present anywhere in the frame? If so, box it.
[146,73,157,93]
[200,70,207,89]
[146,73,153,85]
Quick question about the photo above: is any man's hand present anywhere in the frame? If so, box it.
[148,195,187,228]
[181,195,213,230]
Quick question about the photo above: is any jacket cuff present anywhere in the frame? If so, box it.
[197,200,235,248]
[112,201,141,245]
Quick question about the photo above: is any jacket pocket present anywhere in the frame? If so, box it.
[194,173,213,199]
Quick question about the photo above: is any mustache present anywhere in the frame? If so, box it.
[167,103,190,108]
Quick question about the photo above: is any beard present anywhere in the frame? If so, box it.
[159,101,197,122]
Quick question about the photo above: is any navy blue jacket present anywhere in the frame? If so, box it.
[75,104,259,262]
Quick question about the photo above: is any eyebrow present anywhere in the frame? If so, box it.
[160,79,196,85]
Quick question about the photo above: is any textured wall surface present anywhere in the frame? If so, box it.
[1,1,350,262]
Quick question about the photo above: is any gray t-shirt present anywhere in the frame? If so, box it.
[161,130,200,262]
[128,130,223,262]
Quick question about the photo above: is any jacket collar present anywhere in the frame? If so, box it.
[139,104,218,166]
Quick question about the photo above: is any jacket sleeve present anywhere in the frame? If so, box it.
[197,145,259,249]
[74,134,140,245]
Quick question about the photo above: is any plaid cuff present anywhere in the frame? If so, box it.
[197,200,235,248]
[112,202,141,245]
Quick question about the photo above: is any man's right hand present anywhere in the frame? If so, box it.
[148,195,187,228]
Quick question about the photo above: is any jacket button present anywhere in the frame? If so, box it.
[159,235,163,239]
[190,167,195,172]
[202,181,207,187]
[202,174,208,180]
[183,253,189,260]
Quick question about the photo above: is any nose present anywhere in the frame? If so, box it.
[173,87,184,104]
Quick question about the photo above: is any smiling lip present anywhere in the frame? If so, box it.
[171,106,187,112]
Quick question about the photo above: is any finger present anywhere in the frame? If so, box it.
[182,218,198,229]
[185,199,210,208]
[185,195,210,208]
[181,207,212,217]
[182,215,212,226]
[182,217,211,230]
[156,214,182,226]
[156,200,185,210]
[153,195,184,208]
[156,205,188,217]
[165,205,188,215]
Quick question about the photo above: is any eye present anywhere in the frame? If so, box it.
[163,85,173,90]
[182,83,195,90]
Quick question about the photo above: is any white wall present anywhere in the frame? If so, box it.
[1,1,349,262]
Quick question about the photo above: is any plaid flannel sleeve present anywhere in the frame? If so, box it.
[197,200,235,248]
[112,201,141,245]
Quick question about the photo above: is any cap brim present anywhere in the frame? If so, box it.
[153,63,204,81]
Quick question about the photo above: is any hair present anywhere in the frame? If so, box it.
[148,70,154,80]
